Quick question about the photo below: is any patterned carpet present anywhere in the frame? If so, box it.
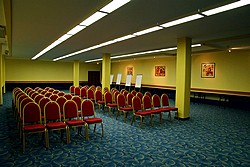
[0,91,249,166]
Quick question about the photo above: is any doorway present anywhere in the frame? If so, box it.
[88,71,100,86]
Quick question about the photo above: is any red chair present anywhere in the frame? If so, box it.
[87,88,95,102]
[69,85,75,95]
[94,89,105,110]
[131,90,137,96]
[52,90,60,94]
[44,92,52,98]
[123,90,129,98]
[63,100,88,142]
[74,86,81,96]
[34,94,44,104]
[136,92,143,101]
[126,93,134,107]
[21,102,47,152]
[56,96,67,118]
[58,91,65,97]
[30,92,39,99]
[64,94,73,100]
[104,91,117,116]
[38,97,51,120]
[161,93,179,120]
[80,87,87,99]
[81,99,104,139]
[152,94,171,123]
[72,96,82,112]
[49,94,59,101]
[44,101,69,148]
[144,91,152,98]
[131,96,152,126]
[116,94,133,122]
[40,90,47,95]
[142,95,161,124]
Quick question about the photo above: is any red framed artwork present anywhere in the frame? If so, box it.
[201,63,215,78]
[155,66,165,76]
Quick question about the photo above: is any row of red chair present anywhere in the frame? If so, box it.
[12,87,104,152]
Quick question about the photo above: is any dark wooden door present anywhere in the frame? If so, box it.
[88,71,100,86]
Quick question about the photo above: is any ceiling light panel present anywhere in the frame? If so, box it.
[100,0,131,13]
[67,25,86,35]
[202,0,250,16]
[133,26,163,36]
[79,11,107,26]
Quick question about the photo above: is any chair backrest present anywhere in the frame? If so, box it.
[31,92,39,99]
[39,97,51,115]
[132,96,142,111]
[117,94,126,108]
[34,94,44,104]
[144,91,152,98]
[87,88,94,99]
[28,90,36,97]
[20,97,34,117]
[127,93,134,106]
[131,90,137,96]
[40,90,47,95]
[81,99,95,117]
[44,92,52,98]
[90,85,96,91]
[70,85,75,94]
[72,96,82,111]
[113,91,120,103]
[48,88,54,92]
[74,86,81,96]
[57,91,65,96]
[64,94,73,100]
[24,87,32,94]
[94,90,103,102]
[44,101,61,122]
[152,94,161,108]
[142,95,152,110]
[52,90,60,94]
[96,86,102,91]
[104,91,113,104]
[63,100,79,119]
[80,87,87,98]
[123,90,129,97]
[49,94,59,101]
[23,102,42,124]
[136,92,143,101]
[161,93,170,107]
[56,96,67,113]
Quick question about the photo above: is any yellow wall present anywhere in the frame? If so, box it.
[5,59,101,82]
[111,55,176,87]
[111,50,250,92]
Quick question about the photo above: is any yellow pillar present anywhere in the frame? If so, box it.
[102,53,111,92]
[73,60,80,87]
[175,37,192,119]
[0,44,3,105]
[3,54,5,93]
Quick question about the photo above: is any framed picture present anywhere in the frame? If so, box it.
[127,67,133,75]
[155,66,165,76]
[201,63,215,78]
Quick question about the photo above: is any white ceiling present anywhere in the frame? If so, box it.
[6,0,250,62]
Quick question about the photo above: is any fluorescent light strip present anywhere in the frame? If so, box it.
[161,14,203,28]
[32,0,131,60]
[202,0,250,16]
[133,26,163,36]
[84,44,201,62]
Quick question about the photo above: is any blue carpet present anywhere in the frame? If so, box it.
[0,91,249,166]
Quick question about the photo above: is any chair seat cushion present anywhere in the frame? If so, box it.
[150,109,162,114]
[107,103,117,107]
[98,101,105,104]
[120,107,133,111]
[84,118,102,124]
[66,120,86,126]
[135,111,152,116]
[46,122,66,129]
[162,107,178,111]
[24,124,46,132]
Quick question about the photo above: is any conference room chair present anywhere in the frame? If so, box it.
[144,91,152,98]
[116,94,133,122]
[30,92,39,100]
[131,96,152,126]
[44,101,69,148]
[38,97,51,121]
[34,94,44,105]
[69,85,75,95]
[52,90,60,94]
[57,91,65,97]
[80,87,87,99]
[56,96,68,119]
[152,94,171,123]
[74,86,81,96]
[104,91,118,117]
[63,100,88,143]
[49,94,59,101]
[94,89,105,110]
[44,92,52,98]
[64,94,73,100]
[136,92,144,101]
[161,93,179,120]
[126,93,134,107]
[142,95,161,124]
[81,99,104,140]
[21,102,47,152]
[131,90,137,96]
[87,88,95,102]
